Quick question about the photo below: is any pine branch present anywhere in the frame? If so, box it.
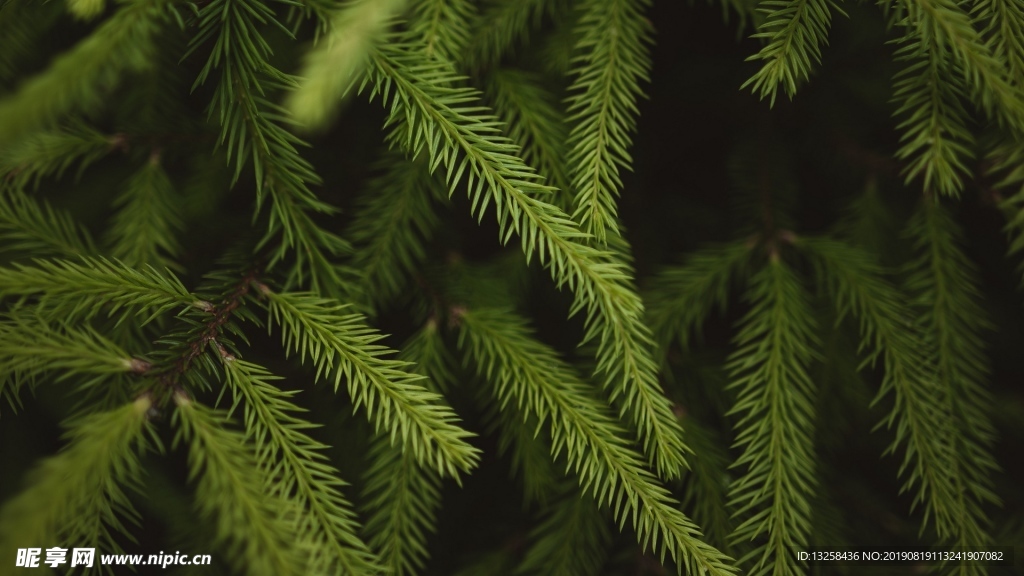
[408,0,476,61]
[891,26,975,196]
[725,257,819,576]
[0,121,116,189]
[516,485,612,576]
[487,68,572,203]
[646,240,754,357]
[188,0,353,295]
[900,0,1024,134]
[457,307,737,575]
[0,0,171,147]
[348,152,448,309]
[287,0,408,129]
[462,0,564,70]
[260,289,480,477]
[107,155,183,269]
[742,0,844,105]
[484,394,561,505]
[367,41,689,480]
[172,395,303,576]
[362,432,443,576]
[0,185,96,258]
[0,314,142,403]
[679,417,733,553]
[565,0,653,244]
[905,201,999,567]
[797,236,975,549]
[972,0,1024,86]
[361,321,449,575]
[0,257,203,323]
[0,398,153,570]
[221,358,381,576]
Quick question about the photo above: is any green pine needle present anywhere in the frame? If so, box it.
[905,201,999,569]
[742,0,845,105]
[516,484,612,576]
[172,397,303,576]
[457,307,737,575]
[107,157,183,269]
[367,41,690,480]
[798,236,985,552]
[348,152,449,309]
[0,399,154,569]
[646,240,754,358]
[261,289,481,478]
[725,257,819,576]
[0,257,201,323]
[565,0,653,244]
[222,358,383,576]
[0,185,96,258]
[0,0,170,147]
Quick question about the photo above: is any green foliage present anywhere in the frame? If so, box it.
[261,289,480,478]
[456,307,735,574]
[107,157,183,268]
[173,396,303,576]
[365,41,689,480]
[0,399,153,572]
[565,0,652,244]
[222,358,381,575]
[0,1,1020,575]
[742,0,843,105]
[904,201,1000,560]
[0,0,172,147]
[725,258,819,576]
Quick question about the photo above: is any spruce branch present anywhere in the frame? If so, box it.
[361,321,451,575]
[899,0,1024,134]
[516,485,612,576]
[725,258,819,576]
[679,417,733,553]
[107,156,183,269]
[348,152,449,309]
[646,240,754,357]
[891,26,975,196]
[483,392,561,505]
[0,398,153,570]
[260,289,480,477]
[565,0,653,244]
[742,0,844,104]
[0,314,141,402]
[0,0,171,147]
[487,68,572,202]
[222,358,382,576]
[188,0,353,295]
[0,0,62,84]
[0,122,117,189]
[361,432,443,576]
[457,307,738,575]
[0,185,96,258]
[973,0,1024,86]
[797,237,975,548]
[367,42,690,480]
[172,396,303,576]
[905,201,999,564]
[0,257,202,323]
[408,0,476,62]
[462,0,564,70]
